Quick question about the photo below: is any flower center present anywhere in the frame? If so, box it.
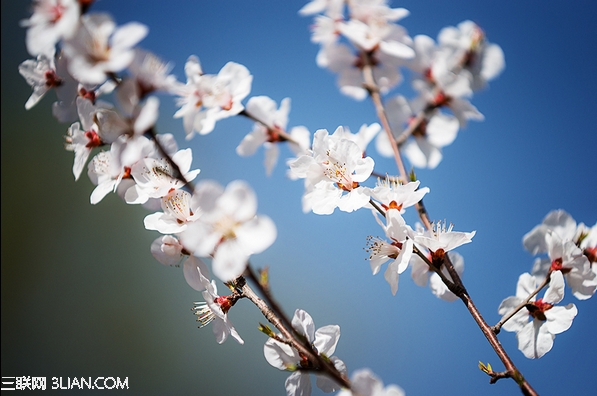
[44,70,62,87]
[584,247,596,264]
[525,298,553,321]
[215,215,239,241]
[323,151,356,190]
[381,200,403,211]
[85,130,102,148]
[215,296,233,314]
[550,257,571,274]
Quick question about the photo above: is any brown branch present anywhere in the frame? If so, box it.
[238,269,351,390]
[360,52,408,187]
[359,50,538,396]
[244,264,295,337]
[461,292,537,395]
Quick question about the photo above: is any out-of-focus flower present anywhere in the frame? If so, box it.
[180,180,276,282]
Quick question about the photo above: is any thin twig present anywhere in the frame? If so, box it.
[492,274,551,334]
[238,272,351,390]
[244,264,295,338]
[146,127,195,192]
[239,109,301,146]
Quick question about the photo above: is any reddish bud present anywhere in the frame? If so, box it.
[550,258,571,274]
[215,296,233,314]
[434,92,450,107]
[424,67,433,82]
[44,70,62,88]
[79,88,96,103]
[84,130,102,148]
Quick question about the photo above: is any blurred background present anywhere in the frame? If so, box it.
[2,0,596,395]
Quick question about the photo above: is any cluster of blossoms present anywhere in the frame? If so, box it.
[18,1,593,396]
[497,210,596,358]
[18,2,413,394]
[18,0,278,345]
[365,205,474,297]
[264,309,405,396]
[300,0,504,169]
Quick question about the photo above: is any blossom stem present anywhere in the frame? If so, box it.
[244,264,295,335]
[146,127,195,191]
[459,291,538,396]
[491,274,551,334]
[392,95,442,147]
[393,110,425,146]
[412,245,459,291]
[360,52,536,395]
[239,268,351,390]
[361,52,432,230]
[368,198,386,218]
[238,109,301,146]
[360,51,408,186]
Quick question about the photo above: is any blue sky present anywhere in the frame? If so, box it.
[2,1,596,395]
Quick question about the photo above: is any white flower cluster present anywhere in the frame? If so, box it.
[18,0,276,347]
[300,0,504,169]
[18,1,592,396]
[15,1,496,395]
[498,210,596,358]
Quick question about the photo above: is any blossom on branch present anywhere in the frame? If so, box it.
[319,42,406,101]
[368,178,428,213]
[236,96,310,176]
[374,95,459,169]
[337,7,413,60]
[150,234,187,267]
[413,221,475,258]
[531,232,594,300]
[127,48,181,96]
[302,0,415,101]
[437,20,505,91]
[179,180,277,282]
[524,209,587,255]
[366,210,413,295]
[144,189,201,234]
[125,148,200,204]
[193,267,244,345]
[20,0,80,58]
[62,13,148,85]
[65,97,126,180]
[174,56,252,138]
[411,251,464,302]
[524,210,596,300]
[498,271,577,359]
[264,309,345,396]
[288,127,374,214]
[19,54,60,110]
